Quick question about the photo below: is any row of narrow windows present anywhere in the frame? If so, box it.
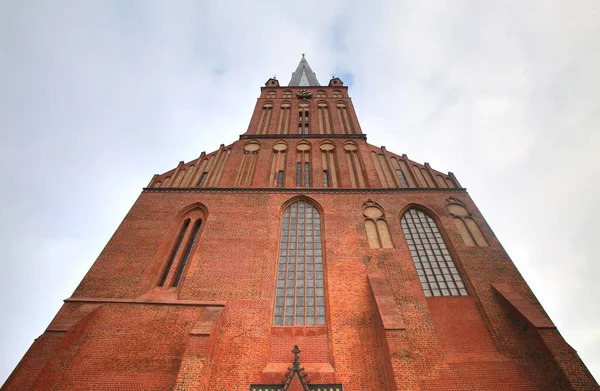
[154,144,454,190]
[160,198,486,325]
[255,101,356,135]
[265,90,343,99]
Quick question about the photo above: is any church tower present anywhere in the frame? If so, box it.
[3,56,598,390]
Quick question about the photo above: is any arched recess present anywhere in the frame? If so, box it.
[400,206,468,297]
[266,90,277,99]
[257,102,274,134]
[317,101,333,134]
[282,90,293,99]
[320,141,338,187]
[316,90,327,98]
[446,198,488,247]
[269,141,288,187]
[343,141,367,188]
[297,101,310,135]
[277,101,292,134]
[336,101,353,134]
[274,197,326,326]
[296,141,312,187]
[235,140,261,187]
[363,200,393,248]
[332,90,343,98]
[159,203,208,289]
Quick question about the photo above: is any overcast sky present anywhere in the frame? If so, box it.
[1,0,599,385]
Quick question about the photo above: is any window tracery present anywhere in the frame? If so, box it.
[363,201,393,249]
[446,198,488,247]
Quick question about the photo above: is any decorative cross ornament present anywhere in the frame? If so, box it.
[282,345,310,391]
[249,346,343,391]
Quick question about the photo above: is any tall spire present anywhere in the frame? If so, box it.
[288,54,320,87]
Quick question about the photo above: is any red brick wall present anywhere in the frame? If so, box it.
[4,82,597,390]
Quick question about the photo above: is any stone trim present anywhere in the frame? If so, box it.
[143,187,467,194]
[492,283,555,329]
[368,274,406,330]
[240,134,366,140]
[65,296,226,307]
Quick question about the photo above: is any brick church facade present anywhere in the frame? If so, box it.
[3,56,598,390]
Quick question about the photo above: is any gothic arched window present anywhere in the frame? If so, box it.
[274,199,325,326]
[401,208,467,297]
[159,206,205,288]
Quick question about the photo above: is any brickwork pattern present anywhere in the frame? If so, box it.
[3,71,598,390]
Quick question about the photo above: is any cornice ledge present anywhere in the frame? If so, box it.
[143,187,467,194]
[240,134,366,139]
[64,296,226,307]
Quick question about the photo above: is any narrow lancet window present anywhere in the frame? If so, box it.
[198,172,208,187]
[173,219,202,287]
[277,171,285,188]
[274,199,325,326]
[159,219,190,286]
[323,171,329,188]
[401,208,467,297]
[296,162,302,186]
[304,163,311,187]
[396,169,408,188]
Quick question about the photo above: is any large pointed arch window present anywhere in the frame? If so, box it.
[274,199,325,326]
[401,208,467,297]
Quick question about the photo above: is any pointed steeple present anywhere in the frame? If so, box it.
[288,54,320,87]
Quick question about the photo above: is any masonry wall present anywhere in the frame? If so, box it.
[3,79,597,390]
[5,186,597,390]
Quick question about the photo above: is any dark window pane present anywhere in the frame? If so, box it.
[198,172,208,186]
[304,163,310,187]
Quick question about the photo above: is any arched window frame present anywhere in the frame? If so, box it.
[273,197,327,326]
[362,200,393,248]
[445,197,489,247]
[400,206,468,297]
[158,203,207,289]
[296,141,311,187]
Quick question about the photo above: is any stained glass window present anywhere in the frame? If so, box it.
[274,200,325,326]
[401,208,467,297]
